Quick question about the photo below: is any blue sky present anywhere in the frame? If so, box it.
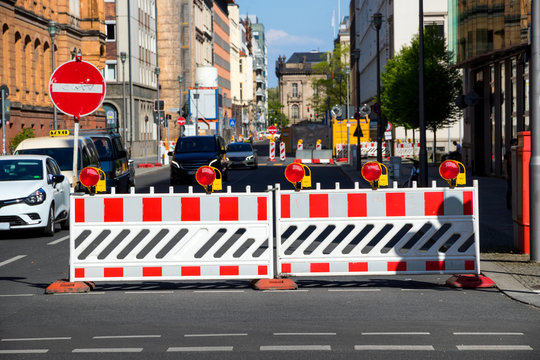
[235,0,350,88]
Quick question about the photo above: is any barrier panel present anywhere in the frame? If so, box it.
[275,182,479,277]
[69,188,273,282]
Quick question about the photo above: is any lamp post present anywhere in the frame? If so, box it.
[178,75,183,137]
[120,52,127,144]
[155,66,161,164]
[372,12,383,163]
[345,66,351,164]
[352,49,362,170]
[48,20,58,130]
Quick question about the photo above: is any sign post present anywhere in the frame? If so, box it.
[1,84,8,155]
[49,55,106,188]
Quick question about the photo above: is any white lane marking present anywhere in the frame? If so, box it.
[184,333,247,337]
[0,255,26,267]
[53,292,105,296]
[400,289,433,292]
[260,345,331,351]
[273,333,336,336]
[72,348,143,353]
[93,335,161,339]
[124,291,174,294]
[457,345,533,351]
[167,346,233,352]
[355,345,435,351]
[328,289,381,292]
[453,332,524,336]
[2,337,71,342]
[52,83,103,94]
[361,332,431,336]
[0,349,49,354]
[47,235,69,245]
[193,290,245,293]
[0,294,34,297]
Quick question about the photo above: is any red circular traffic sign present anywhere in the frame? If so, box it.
[268,126,277,135]
[177,117,186,126]
[49,59,106,117]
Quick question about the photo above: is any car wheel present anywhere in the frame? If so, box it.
[43,205,55,236]
[60,214,70,230]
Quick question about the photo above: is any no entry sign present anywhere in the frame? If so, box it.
[177,117,185,126]
[49,59,106,117]
[268,125,277,135]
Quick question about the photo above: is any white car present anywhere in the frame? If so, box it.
[0,155,70,235]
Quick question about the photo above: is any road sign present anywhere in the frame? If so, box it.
[49,59,106,117]
[358,104,371,117]
[177,117,185,126]
[229,118,236,127]
[331,105,342,118]
[268,125,277,135]
[372,102,381,115]
[386,122,392,131]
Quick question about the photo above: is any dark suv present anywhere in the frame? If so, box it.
[85,132,135,193]
[169,135,229,185]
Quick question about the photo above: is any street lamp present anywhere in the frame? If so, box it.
[372,12,383,163]
[120,52,127,144]
[48,20,58,130]
[178,75,183,137]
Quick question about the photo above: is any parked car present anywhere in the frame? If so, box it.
[0,155,70,235]
[168,135,229,185]
[15,135,101,191]
[226,142,258,169]
[84,131,135,193]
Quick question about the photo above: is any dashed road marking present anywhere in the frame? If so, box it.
[0,255,26,267]
[93,335,161,339]
[184,333,247,337]
[361,332,431,336]
[453,332,524,336]
[2,337,71,342]
[0,349,49,354]
[260,345,331,351]
[0,294,34,297]
[355,345,435,351]
[273,333,336,336]
[72,348,143,353]
[47,235,69,245]
[457,345,533,351]
[193,290,245,293]
[167,346,233,352]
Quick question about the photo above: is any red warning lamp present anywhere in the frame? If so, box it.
[439,160,460,180]
[79,167,100,188]
[195,166,216,186]
[361,162,382,182]
[285,163,305,183]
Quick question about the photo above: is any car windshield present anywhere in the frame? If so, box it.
[17,148,80,171]
[0,159,43,181]
[227,143,252,152]
[175,137,217,153]
[92,137,113,160]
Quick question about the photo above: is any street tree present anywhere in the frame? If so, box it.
[380,27,462,157]
[267,87,289,128]
[310,44,350,119]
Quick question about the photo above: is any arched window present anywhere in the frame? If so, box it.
[103,103,119,131]
[34,39,41,99]
[291,104,299,120]
[2,25,9,90]
[24,35,32,100]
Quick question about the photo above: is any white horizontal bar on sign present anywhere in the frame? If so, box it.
[52,83,103,94]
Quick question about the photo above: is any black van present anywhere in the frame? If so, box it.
[168,135,229,185]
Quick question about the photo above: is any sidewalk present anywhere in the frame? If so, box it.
[338,160,540,308]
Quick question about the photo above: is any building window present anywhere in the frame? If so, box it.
[106,22,116,41]
[292,83,298,97]
[104,62,117,81]
[239,59,243,73]
[291,104,299,120]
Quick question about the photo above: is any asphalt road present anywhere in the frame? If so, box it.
[1,161,539,358]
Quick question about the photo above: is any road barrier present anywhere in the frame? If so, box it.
[269,141,276,161]
[280,142,286,161]
[276,182,479,277]
[69,187,273,282]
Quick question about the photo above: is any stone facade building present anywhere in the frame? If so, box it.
[0,0,106,152]
[276,52,326,124]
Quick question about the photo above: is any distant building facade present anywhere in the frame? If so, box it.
[275,52,326,124]
[0,0,106,151]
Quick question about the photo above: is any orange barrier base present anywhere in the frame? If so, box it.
[250,278,297,290]
[446,274,496,288]
[45,279,94,294]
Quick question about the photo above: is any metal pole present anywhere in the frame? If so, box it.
[354,51,362,171]
[530,0,540,262]
[121,57,127,144]
[1,89,5,155]
[376,26,382,162]
[346,68,351,164]
[418,0,428,187]
[155,0,161,164]
[51,34,57,130]
[127,0,134,153]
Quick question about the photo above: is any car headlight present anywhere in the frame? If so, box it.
[171,160,180,168]
[24,188,46,205]
[246,155,254,160]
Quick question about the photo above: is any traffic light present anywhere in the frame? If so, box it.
[154,99,164,111]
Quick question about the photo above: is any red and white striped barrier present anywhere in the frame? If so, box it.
[268,141,276,161]
[70,188,273,282]
[279,142,286,161]
[276,181,480,277]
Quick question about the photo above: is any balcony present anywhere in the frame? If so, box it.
[256,75,264,83]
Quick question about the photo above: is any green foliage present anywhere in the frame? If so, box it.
[9,128,35,153]
[267,87,289,127]
[310,44,350,117]
[380,27,462,131]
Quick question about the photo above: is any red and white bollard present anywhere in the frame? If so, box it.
[280,142,286,161]
[297,140,303,151]
[269,141,276,161]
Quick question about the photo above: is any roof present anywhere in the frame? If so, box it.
[14,136,92,150]
[0,155,51,161]
[286,52,326,64]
